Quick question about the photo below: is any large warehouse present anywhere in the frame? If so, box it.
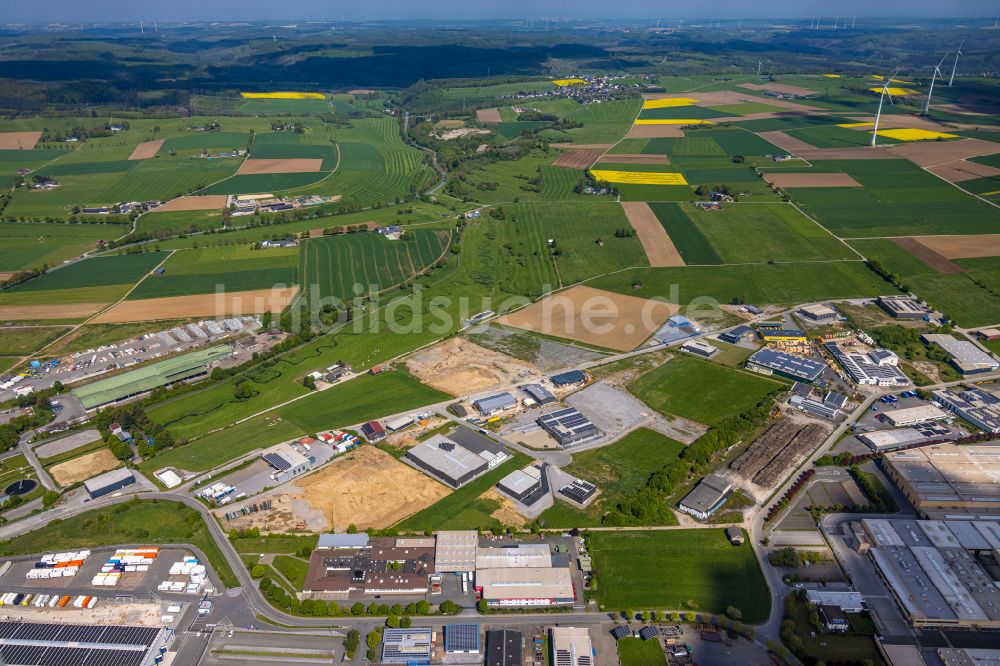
[405,433,508,488]
[0,621,172,666]
[435,531,478,573]
[746,348,824,383]
[73,345,233,411]
[303,536,436,596]
[863,518,1000,629]
[932,387,1000,433]
[83,467,136,499]
[825,343,909,387]
[475,567,575,607]
[882,443,1000,518]
[537,407,602,447]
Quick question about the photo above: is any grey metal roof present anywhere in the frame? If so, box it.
[317,533,370,549]
[747,348,824,380]
[473,392,518,413]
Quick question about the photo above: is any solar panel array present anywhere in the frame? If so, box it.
[262,452,291,471]
[0,622,160,666]
[538,408,600,444]
[0,644,146,666]
[559,480,597,504]
[0,623,158,646]
[444,624,479,653]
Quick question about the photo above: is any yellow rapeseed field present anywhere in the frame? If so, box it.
[590,170,689,185]
[822,74,841,78]
[642,98,699,109]
[837,122,874,128]
[552,78,588,87]
[241,92,327,99]
[869,75,914,84]
[634,119,714,125]
[867,87,919,96]
[872,128,959,141]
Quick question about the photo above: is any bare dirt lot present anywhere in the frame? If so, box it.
[551,149,604,169]
[886,138,1000,167]
[598,154,670,165]
[50,448,119,486]
[295,447,450,531]
[434,128,491,141]
[0,303,107,320]
[150,195,230,212]
[128,139,164,160]
[626,125,685,139]
[739,82,817,97]
[483,489,529,527]
[91,287,297,323]
[763,172,862,188]
[498,284,677,352]
[927,159,1000,183]
[406,337,538,397]
[238,158,323,174]
[621,201,685,267]
[477,108,502,124]
[893,237,965,274]
[910,234,1000,260]
[0,131,41,150]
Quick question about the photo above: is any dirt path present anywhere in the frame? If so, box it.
[620,202,685,267]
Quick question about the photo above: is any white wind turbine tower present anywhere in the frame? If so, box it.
[871,70,898,147]
[924,54,948,114]
[948,40,964,87]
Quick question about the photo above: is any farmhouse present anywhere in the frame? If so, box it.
[877,295,929,320]
[932,387,1000,433]
[405,433,508,488]
[537,407,602,447]
[472,392,518,416]
[475,567,575,607]
[825,342,909,387]
[72,345,233,411]
[921,334,999,375]
[746,348,825,383]
[678,474,732,520]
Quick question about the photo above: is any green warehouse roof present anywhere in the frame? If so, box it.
[73,345,233,410]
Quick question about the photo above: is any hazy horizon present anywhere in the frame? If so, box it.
[3,0,999,24]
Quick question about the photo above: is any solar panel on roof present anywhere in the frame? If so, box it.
[263,452,291,471]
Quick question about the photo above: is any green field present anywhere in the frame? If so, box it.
[628,354,784,425]
[159,132,252,153]
[0,325,70,354]
[617,638,667,666]
[300,230,451,302]
[0,499,238,588]
[197,172,328,195]
[554,99,642,144]
[537,428,684,528]
[137,210,226,236]
[6,251,167,292]
[791,160,1000,237]
[592,260,896,308]
[588,530,770,622]
[648,203,722,264]
[235,98,334,115]
[0,222,125,272]
[128,245,299,299]
[394,451,532,532]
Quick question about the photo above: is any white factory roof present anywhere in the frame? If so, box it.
[476,567,574,601]
[435,530,478,572]
[476,544,552,569]
[884,405,948,426]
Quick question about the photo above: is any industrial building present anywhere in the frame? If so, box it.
[746,348,825,382]
[862,518,1000,629]
[83,467,136,499]
[303,536,436,597]
[877,295,929,319]
[883,443,1000,517]
[521,384,556,406]
[677,474,732,520]
[537,407,603,447]
[475,566,575,607]
[798,303,839,323]
[932,387,1000,433]
[444,624,480,654]
[381,627,433,664]
[434,530,478,573]
[922,334,1000,375]
[549,627,594,666]
[819,605,850,633]
[0,621,172,666]
[938,648,1000,666]
[260,443,312,482]
[825,342,909,387]
[718,325,752,344]
[559,479,598,505]
[882,404,948,427]
[72,345,233,411]
[405,433,508,488]
[788,394,840,419]
[550,370,587,388]
[805,590,865,613]
[496,465,546,504]
[317,533,369,550]
[360,420,385,442]
[472,392,518,416]
[477,544,552,569]
[486,629,522,666]
[680,339,718,358]
[858,422,952,452]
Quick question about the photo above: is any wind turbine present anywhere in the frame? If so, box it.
[924,54,948,114]
[871,70,898,147]
[948,40,964,87]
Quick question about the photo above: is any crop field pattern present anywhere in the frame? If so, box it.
[301,230,452,301]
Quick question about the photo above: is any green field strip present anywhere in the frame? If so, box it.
[648,202,723,264]
[5,251,168,292]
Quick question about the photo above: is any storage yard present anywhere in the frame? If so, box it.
[730,419,830,490]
